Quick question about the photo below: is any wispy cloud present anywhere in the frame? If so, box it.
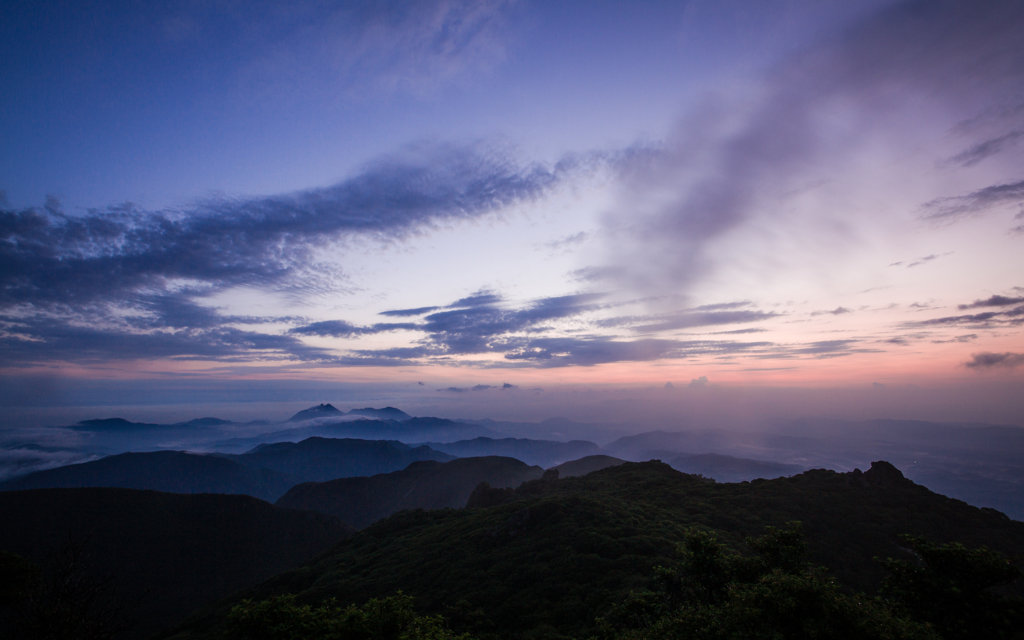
[599,0,1024,298]
[907,303,1024,329]
[597,306,776,332]
[289,320,419,337]
[922,179,1024,224]
[3,143,560,309]
[958,295,1024,310]
[950,130,1024,167]
[810,307,851,316]
[0,142,576,365]
[242,0,523,99]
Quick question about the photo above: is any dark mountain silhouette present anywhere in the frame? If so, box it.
[424,436,602,467]
[286,403,343,422]
[227,437,455,483]
[0,450,297,501]
[277,456,543,529]
[667,452,805,482]
[164,460,1024,640]
[346,407,412,420]
[0,487,352,640]
[551,454,625,477]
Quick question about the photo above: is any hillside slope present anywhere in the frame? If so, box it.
[0,450,297,501]
[551,454,625,477]
[227,437,455,483]
[164,461,1024,640]
[277,456,543,529]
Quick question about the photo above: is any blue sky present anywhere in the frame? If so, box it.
[1,0,1022,425]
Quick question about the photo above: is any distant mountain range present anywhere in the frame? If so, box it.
[0,437,459,501]
[0,487,352,640]
[277,456,544,529]
[210,416,498,452]
[4,406,1024,520]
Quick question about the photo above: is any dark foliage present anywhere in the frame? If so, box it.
[600,524,938,640]
[879,536,1024,639]
[0,488,352,639]
[225,593,468,640]
[164,461,1024,640]
[0,539,136,640]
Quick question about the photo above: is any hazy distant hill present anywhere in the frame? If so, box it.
[346,407,412,420]
[668,452,804,482]
[277,456,543,529]
[48,416,238,459]
[424,436,602,467]
[164,460,1024,640]
[227,437,455,483]
[0,488,352,640]
[0,450,297,501]
[551,454,625,477]
[72,416,237,431]
[71,417,166,431]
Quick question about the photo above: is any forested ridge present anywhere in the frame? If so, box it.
[161,461,1024,640]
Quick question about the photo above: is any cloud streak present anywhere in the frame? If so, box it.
[922,180,1024,224]
[0,142,577,365]
[600,0,1024,298]
[252,0,522,98]
[964,352,1024,369]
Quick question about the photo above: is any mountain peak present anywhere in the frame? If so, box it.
[287,403,343,422]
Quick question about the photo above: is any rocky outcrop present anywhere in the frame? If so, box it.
[845,460,914,488]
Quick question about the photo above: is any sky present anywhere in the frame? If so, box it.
[1,0,1023,427]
